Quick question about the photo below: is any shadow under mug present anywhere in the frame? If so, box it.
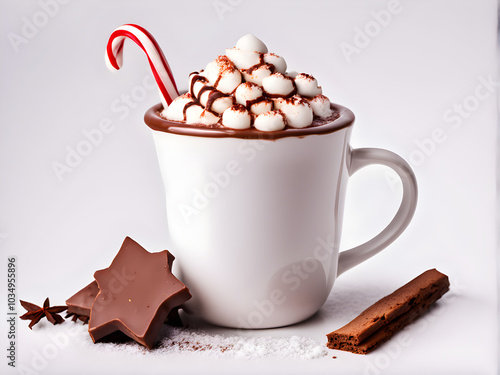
[144,103,418,329]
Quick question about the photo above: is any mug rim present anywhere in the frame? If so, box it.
[144,102,355,140]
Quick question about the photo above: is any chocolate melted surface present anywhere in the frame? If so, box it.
[144,103,355,140]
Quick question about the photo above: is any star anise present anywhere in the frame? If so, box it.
[20,298,67,329]
[65,312,89,324]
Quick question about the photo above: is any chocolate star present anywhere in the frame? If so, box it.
[88,237,191,349]
[67,249,184,328]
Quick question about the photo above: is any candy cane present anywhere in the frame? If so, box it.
[105,24,179,107]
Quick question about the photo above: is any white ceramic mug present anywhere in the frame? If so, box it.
[145,103,418,329]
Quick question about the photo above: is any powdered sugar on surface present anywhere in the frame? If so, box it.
[44,323,328,360]
[156,327,328,359]
[93,326,327,359]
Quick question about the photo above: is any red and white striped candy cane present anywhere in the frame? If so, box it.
[106,24,179,107]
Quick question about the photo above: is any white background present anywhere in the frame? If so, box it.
[0,0,498,374]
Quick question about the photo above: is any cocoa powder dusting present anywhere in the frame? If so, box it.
[296,73,315,81]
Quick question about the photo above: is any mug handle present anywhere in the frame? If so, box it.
[337,148,418,276]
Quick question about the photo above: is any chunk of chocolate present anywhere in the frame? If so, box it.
[88,237,191,349]
[65,281,100,324]
[326,269,450,354]
[66,281,99,317]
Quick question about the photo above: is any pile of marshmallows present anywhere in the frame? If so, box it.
[162,35,333,132]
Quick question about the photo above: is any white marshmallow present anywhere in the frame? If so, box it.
[272,97,286,110]
[309,95,333,118]
[235,34,268,53]
[226,48,261,70]
[211,96,234,114]
[242,64,273,85]
[162,93,193,122]
[185,104,204,124]
[254,110,286,132]
[185,104,219,125]
[287,71,298,78]
[199,110,220,125]
[204,56,242,94]
[262,73,295,96]
[250,99,273,115]
[222,105,252,129]
[234,82,263,106]
[294,73,322,97]
[280,96,313,128]
[263,53,287,74]
[204,59,220,84]
[217,73,242,94]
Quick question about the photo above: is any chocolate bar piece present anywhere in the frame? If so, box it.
[88,237,191,349]
[326,269,449,354]
[65,281,100,323]
[66,281,99,317]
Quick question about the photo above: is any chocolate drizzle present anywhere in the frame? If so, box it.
[182,101,197,121]
[189,72,231,116]
[241,53,274,75]
[204,88,227,113]
[213,75,223,89]
[189,72,206,99]
[264,89,297,99]
[246,97,271,110]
